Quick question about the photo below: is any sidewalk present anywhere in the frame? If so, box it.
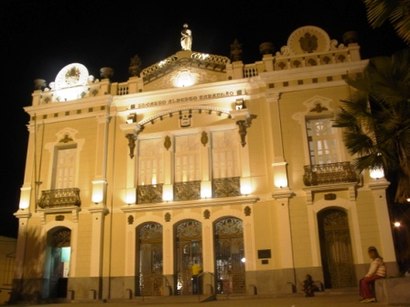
[15,292,410,307]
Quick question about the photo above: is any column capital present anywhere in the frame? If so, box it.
[13,209,31,219]
[272,188,294,200]
[368,179,390,190]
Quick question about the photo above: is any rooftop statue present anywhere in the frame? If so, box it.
[181,23,192,51]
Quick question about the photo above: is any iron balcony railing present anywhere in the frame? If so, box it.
[303,162,359,186]
[38,188,81,208]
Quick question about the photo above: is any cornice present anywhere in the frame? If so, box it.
[259,60,368,81]
[24,95,113,116]
[120,195,260,213]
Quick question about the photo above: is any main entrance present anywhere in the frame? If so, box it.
[318,208,356,288]
[43,227,71,299]
[175,220,202,295]
[136,222,163,296]
[214,217,245,294]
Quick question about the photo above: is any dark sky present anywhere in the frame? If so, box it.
[0,0,407,238]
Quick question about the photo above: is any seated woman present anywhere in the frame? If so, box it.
[359,246,386,303]
[303,274,319,297]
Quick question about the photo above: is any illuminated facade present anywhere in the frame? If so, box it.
[13,26,398,301]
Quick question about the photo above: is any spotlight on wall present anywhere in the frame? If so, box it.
[235,98,246,110]
[393,221,401,228]
[126,113,137,124]
[125,188,136,205]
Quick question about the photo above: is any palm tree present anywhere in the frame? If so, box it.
[334,48,410,204]
[363,0,410,44]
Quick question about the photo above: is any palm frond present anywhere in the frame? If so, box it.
[363,0,397,28]
[389,1,410,44]
[363,0,410,44]
[343,131,376,155]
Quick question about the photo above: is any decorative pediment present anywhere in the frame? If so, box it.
[141,51,230,90]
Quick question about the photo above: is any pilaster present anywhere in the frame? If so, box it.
[368,179,396,264]
[272,191,295,269]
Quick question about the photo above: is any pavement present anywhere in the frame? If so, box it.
[9,292,410,307]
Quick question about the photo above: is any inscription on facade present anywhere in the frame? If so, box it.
[135,90,241,109]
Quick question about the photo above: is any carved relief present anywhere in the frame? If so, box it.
[203,209,211,219]
[128,215,134,225]
[164,135,172,150]
[164,212,171,222]
[236,114,257,147]
[201,131,208,146]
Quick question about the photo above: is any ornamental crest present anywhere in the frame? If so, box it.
[299,33,318,53]
[65,66,81,85]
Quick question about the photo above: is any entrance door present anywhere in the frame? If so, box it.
[175,220,202,295]
[136,222,163,296]
[214,217,245,294]
[43,227,71,298]
[318,208,356,288]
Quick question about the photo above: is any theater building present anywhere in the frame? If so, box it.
[13,25,397,301]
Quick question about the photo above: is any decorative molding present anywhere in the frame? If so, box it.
[368,179,390,191]
[303,182,358,205]
[244,206,251,216]
[164,212,171,222]
[164,135,171,150]
[119,195,259,212]
[236,114,257,147]
[201,131,208,146]
[309,103,328,113]
[59,134,74,143]
[203,209,210,219]
[128,215,134,225]
[272,188,295,200]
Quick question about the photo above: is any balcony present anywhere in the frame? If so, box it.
[137,184,163,204]
[303,162,359,186]
[38,188,81,208]
[174,181,201,201]
[212,177,241,198]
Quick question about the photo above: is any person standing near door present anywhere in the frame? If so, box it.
[359,246,386,303]
[191,259,202,294]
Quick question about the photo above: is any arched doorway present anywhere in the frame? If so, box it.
[136,222,163,296]
[175,219,202,295]
[43,227,71,299]
[214,217,245,294]
[318,208,356,288]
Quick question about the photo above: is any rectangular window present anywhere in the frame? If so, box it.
[174,134,201,182]
[212,129,240,178]
[52,145,77,189]
[306,117,340,165]
[138,138,164,185]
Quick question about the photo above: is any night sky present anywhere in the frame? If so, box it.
[0,0,407,238]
